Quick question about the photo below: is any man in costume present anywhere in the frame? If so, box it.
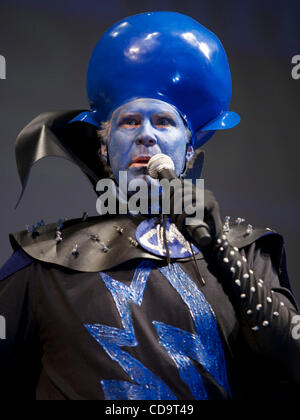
[0,12,299,400]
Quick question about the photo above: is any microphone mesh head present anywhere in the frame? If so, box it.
[147,154,175,179]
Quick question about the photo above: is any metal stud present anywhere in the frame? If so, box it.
[251,326,259,331]
[246,224,253,235]
[246,309,252,315]
[233,247,239,252]
[26,219,45,238]
[223,257,229,263]
[235,217,245,225]
[256,304,262,311]
[273,312,280,318]
[266,297,272,303]
[72,244,79,257]
[223,216,230,233]
[26,224,38,237]
[235,279,241,286]
[82,212,88,221]
[230,267,236,273]
[57,219,64,230]
[240,293,246,299]
[230,250,235,256]
[56,230,62,244]
[249,269,254,275]
[221,235,227,241]
[90,234,109,252]
[100,242,109,253]
[90,234,100,242]
[258,283,263,288]
[217,238,222,244]
[237,260,242,268]
[220,247,224,252]
[114,226,124,234]
[128,237,138,247]
[242,256,247,263]
[250,286,256,293]
[262,320,269,327]
[243,273,250,279]
[280,302,285,307]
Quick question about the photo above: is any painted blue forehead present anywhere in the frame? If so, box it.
[87,12,233,135]
[111,98,185,122]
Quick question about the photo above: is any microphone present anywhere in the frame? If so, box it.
[147,154,177,181]
[147,154,211,248]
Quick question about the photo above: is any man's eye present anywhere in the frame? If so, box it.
[156,118,170,126]
[120,118,139,127]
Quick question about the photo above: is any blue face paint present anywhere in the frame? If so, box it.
[107,98,188,186]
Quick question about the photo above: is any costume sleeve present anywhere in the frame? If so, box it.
[214,232,300,384]
[0,250,40,399]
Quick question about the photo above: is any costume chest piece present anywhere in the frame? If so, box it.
[135,217,199,259]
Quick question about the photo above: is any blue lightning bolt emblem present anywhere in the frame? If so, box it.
[85,260,176,400]
[156,264,231,399]
[85,260,231,400]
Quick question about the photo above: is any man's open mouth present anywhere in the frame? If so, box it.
[129,156,152,168]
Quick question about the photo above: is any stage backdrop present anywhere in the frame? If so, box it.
[0,0,299,301]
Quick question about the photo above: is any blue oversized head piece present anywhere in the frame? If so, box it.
[14,11,240,205]
[83,11,240,149]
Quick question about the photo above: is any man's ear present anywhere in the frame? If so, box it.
[185,144,194,162]
[100,143,108,162]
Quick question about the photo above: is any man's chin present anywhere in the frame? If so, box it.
[127,166,147,180]
[126,169,160,188]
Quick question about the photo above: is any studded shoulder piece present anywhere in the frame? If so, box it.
[220,217,291,290]
[9,214,168,272]
[223,218,276,249]
[10,214,205,272]
[9,213,280,273]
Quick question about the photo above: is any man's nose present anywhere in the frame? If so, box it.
[134,122,157,146]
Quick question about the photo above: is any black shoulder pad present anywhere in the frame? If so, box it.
[10,215,204,272]
[226,221,278,249]
[9,215,167,272]
[226,220,296,307]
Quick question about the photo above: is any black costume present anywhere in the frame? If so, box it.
[2,8,300,397]
[1,212,300,400]
[1,110,300,401]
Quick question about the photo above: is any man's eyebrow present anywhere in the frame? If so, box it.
[154,112,177,120]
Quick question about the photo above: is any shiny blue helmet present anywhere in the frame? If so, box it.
[74,11,240,149]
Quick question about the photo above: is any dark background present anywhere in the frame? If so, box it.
[0,0,299,301]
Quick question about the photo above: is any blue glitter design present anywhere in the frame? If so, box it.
[156,263,231,399]
[85,260,176,400]
[85,260,231,400]
[135,217,199,258]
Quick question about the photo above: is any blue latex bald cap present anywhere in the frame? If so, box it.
[75,12,240,149]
